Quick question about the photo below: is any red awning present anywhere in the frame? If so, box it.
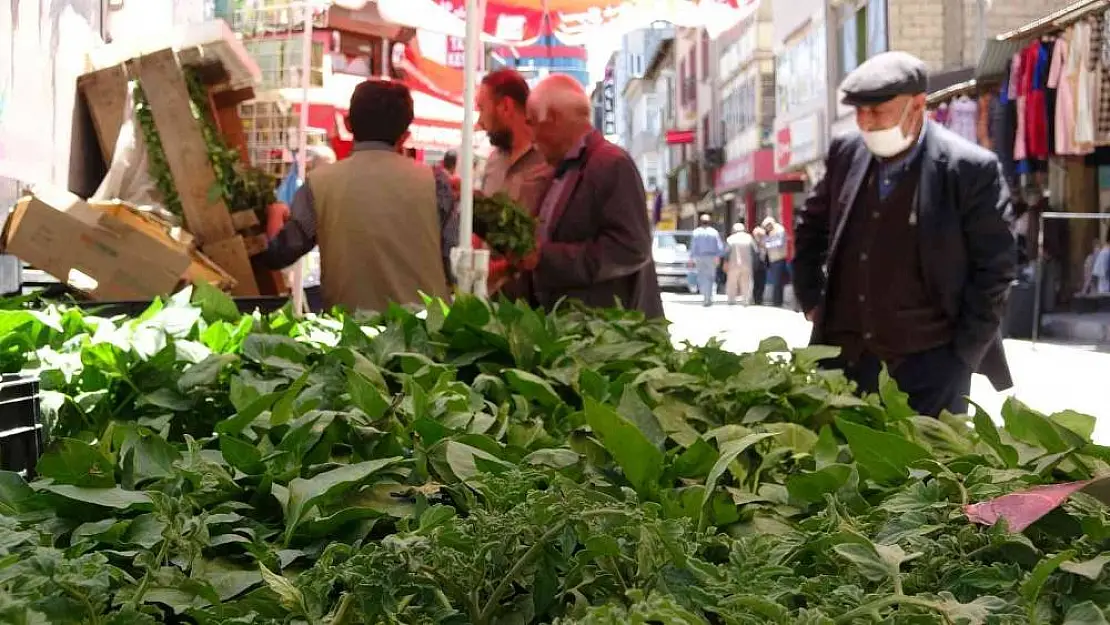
[665,129,696,145]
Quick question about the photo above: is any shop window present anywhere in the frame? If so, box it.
[837,0,888,80]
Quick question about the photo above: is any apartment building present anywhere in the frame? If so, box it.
[827,0,1080,136]
[615,24,675,149]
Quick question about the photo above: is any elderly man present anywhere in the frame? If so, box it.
[514,73,663,318]
[725,222,754,305]
[762,217,789,307]
[262,79,450,312]
[691,214,724,307]
[794,51,1014,417]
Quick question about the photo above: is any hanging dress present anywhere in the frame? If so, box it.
[1048,31,1076,155]
[1074,19,1096,154]
[1024,41,1050,161]
[1013,51,1028,162]
[1098,10,1110,143]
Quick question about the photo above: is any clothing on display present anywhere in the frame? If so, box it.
[931,8,1110,182]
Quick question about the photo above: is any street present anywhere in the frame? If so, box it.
[662,292,1110,444]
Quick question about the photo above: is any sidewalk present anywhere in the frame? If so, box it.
[1040,312,1110,345]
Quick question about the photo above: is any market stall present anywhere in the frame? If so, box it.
[927,0,1110,341]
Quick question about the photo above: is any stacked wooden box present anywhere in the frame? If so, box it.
[78,21,284,297]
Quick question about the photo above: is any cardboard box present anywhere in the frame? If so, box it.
[2,189,192,300]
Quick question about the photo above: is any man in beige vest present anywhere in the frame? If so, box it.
[261,80,450,312]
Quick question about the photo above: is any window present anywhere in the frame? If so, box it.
[700,31,710,80]
[837,0,888,79]
[776,25,826,117]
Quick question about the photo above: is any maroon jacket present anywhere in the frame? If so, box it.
[522,130,664,319]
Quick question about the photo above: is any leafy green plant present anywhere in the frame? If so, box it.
[473,192,538,259]
[0,290,1107,624]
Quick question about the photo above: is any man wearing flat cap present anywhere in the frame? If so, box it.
[794,51,1015,417]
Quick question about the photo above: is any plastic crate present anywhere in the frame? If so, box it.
[0,374,44,479]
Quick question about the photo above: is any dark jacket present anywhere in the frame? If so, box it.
[794,122,1015,391]
[529,130,665,319]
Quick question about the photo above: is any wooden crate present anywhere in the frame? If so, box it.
[76,23,277,297]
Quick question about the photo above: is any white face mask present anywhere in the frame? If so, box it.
[860,100,917,158]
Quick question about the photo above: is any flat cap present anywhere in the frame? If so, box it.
[839,51,928,106]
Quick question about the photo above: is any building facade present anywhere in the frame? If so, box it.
[615,24,675,149]
[713,2,791,231]
[491,33,590,88]
[827,0,1079,136]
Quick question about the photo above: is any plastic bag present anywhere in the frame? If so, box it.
[91,81,164,210]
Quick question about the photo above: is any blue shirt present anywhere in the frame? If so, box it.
[876,122,928,201]
[690,226,724,259]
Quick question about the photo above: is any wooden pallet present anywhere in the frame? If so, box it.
[77,22,279,297]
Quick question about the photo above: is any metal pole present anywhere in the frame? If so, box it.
[457,0,483,252]
[976,0,988,59]
[1031,211,1045,348]
[290,0,314,316]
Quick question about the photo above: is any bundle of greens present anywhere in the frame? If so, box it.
[0,288,1107,624]
[473,192,538,260]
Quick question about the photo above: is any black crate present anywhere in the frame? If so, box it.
[0,374,44,479]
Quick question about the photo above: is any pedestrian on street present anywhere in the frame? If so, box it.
[691,213,725,307]
[261,79,451,312]
[503,74,663,318]
[751,226,769,305]
[762,217,789,307]
[725,222,754,305]
[793,51,1015,417]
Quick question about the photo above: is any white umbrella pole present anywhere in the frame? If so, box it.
[290,0,314,316]
[452,0,487,296]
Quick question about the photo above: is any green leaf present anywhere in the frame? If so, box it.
[787,464,854,504]
[1002,398,1086,454]
[836,417,931,484]
[36,439,116,488]
[1021,551,1075,608]
[584,399,663,495]
[346,369,391,420]
[444,441,515,480]
[283,457,404,541]
[259,563,307,614]
[37,483,151,509]
[219,436,264,474]
[813,425,839,470]
[793,345,840,370]
[617,386,665,448]
[699,433,777,529]
[1063,601,1110,625]
[0,472,35,515]
[1061,555,1110,581]
[973,409,1018,468]
[271,371,311,427]
[764,423,819,454]
[522,448,580,469]
[878,364,915,420]
[1050,410,1097,441]
[833,537,921,584]
[192,280,240,323]
[504,369,561,408]
[178,353,238,393]
[757,337,789,353]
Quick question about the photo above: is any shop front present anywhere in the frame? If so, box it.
[714,148,804,231]
[772,111,825,255]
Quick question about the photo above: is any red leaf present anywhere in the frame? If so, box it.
[964,480,1092,533]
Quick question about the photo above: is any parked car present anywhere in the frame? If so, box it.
[653,230,697,292]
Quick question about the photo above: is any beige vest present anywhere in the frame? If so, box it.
[309,149,449,312]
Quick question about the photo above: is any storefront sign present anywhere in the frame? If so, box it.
[775,23,826,118]
[716,149,800,194]
[774,113,822,173]
[666,129,696,145]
